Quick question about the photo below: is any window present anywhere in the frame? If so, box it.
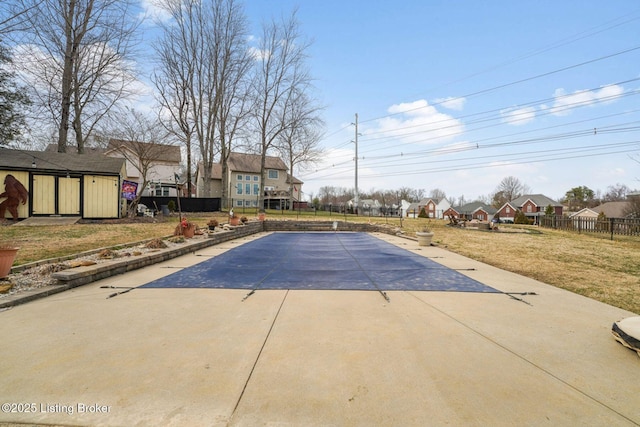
[268,170,278,179]
[237,174,243,181]
[506,207,511,214]
[253,184,259,195]
[245,183,250,195]
[526,205,532,213]
[245,175,251,181]
[162,187,169,197]
[253,175,259,181]
[236,183,242,195]
[235,200,243,207]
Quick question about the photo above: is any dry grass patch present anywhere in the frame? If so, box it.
[434,224,640,314]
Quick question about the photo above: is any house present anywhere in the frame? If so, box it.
[0,147,125,219]
[496,194,563,224]
[569,208,599,219]
[568,208,600,230]
[104,139,182,198]
[347,198,382,215]
[406,198,451,219]
[198,152,303,210]
[445,202,496,221]
[592,201,630,218]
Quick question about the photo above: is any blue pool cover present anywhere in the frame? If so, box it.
[141,232,499,293]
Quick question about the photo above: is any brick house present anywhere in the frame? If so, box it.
[496,194,563,224]
[444,202,496,221]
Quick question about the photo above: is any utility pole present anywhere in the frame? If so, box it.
[354,113,359,215]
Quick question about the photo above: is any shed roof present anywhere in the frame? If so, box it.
[0,147,125,175]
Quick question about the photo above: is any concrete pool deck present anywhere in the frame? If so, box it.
[0,231,638,426]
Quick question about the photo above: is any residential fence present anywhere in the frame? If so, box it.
[540,215,640,239]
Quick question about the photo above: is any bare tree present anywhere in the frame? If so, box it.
[603,183,630,202]
[106,108,172,216]
[154,0,250,201]
[429,188,447,201]
[277,89,324,210]
[250,9,312,211]
[0,1,35,36]
[16,0,140,153]
[492,176,530,207]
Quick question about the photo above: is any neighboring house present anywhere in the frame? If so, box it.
[104,139,182,198]
[0,147,125,219]
[347,198,382,215]
[569,207,599,230]
[592,201,630,218]
[496,194,563,224]
[569,208,599,219]
[198,152,303,209]
[406,198,451,218]
[445,202,496,221]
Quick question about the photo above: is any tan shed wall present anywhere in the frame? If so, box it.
[83,175,120,218]
[59,177,81,215]
[31,175,56,215]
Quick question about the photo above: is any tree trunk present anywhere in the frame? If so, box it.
[58,0,77,153]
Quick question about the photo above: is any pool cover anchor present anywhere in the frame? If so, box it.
[503,291,537,305]
[101,285,136,299]
[242,289,256,301]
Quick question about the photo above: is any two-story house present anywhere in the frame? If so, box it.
[406,198,451,219]
[199,152,303,210]
[496,194,563,224]
[105,139,182,198]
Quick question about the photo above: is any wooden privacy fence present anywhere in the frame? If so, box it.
[540,216,640,239]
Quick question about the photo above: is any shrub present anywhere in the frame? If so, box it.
[514,210,531,224]
[418,207,428,218]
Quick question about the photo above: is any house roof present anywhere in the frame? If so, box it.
[510,194,561,207]
[106,139,181,163]
[0,147,125,175]
[227,152,287,173]
[455,202,497,215]
[45,144,107,155]
[569,208,599,218]
[592,201,629,218]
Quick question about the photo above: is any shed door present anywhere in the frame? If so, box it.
[58,177,81,215]
[31,175,56,215]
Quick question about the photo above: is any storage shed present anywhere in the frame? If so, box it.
[0,147,126,220]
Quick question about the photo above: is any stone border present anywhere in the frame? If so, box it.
[0,220,402,309]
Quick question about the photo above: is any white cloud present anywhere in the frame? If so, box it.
[549,84,624,116]
[434,96,466,111]
[139,0,173,24]
[500,106,536,126]
[366,99,464,145]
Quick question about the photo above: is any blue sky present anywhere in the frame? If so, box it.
[144,1,640,202]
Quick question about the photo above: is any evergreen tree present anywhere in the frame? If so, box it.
[0,43,30,145]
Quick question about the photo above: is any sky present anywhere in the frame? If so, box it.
[110,1,640,202]
[229,0,640,203]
